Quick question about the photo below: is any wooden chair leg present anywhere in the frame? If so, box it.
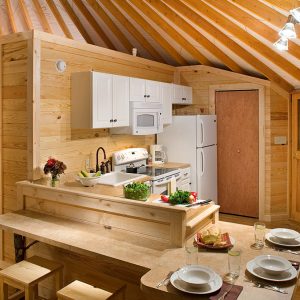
[24,286,34,300]
[0,278,9,300]
[33,284,38,299]
[55,269,63,291]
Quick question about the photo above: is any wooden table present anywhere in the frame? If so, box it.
[141,222,300,300]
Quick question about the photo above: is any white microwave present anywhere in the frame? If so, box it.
[111,102,163,135]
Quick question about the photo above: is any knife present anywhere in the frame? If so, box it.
[186,199,213,207]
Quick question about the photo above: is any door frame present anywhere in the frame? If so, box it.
[209,83,265,220]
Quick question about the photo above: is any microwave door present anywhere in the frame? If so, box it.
[134,111,159,135]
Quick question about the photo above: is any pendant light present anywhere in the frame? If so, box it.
[279,22,297,38]
[273,37,289,51]
[291,7,300,23]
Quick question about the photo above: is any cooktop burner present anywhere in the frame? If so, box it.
[136,166,178,177]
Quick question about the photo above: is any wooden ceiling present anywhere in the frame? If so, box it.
[0,0,300,91]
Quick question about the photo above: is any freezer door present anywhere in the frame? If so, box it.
[196,146,217,203]
[197,115,217,147]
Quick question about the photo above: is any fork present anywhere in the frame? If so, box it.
[217,284,234,300]
[244,279,288,294]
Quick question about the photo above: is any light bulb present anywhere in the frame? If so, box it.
[290,7,300,23]
[273,37,288,51]
[279,22,297,38]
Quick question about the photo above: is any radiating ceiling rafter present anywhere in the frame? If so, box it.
[5,0,17,33]
[86,0,133,53]
[59,0,93,44]
[113,0,187,65]
[145,0,244,73]
[46,0,73,39]
[19,0,33,30]
[263,0,294,11]
[73,0,116,50]
[98,0,165,63]
[207,0,300,64]
[172,0,292,91]
[187,0,300,83]
[33,0,53,33]
[129,0,213,66]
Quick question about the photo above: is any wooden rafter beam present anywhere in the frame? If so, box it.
[59,0,93,44]
[129,0,212,66]
[209,0,300,64]
[19,0,33,30]
[86,0,132,53]
[263,0,295,11]
[5,0,17,33]
[32,0,52,33]
[46,0,73,39]
[73,0,116,50]
[113,0,187,65]
[99,0,165,63]
[166,0,293,91]
[189,0,300,82]
[144,0,244,73]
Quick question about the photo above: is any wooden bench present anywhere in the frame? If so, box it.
[0,256,63,300]
[57,280,126,300]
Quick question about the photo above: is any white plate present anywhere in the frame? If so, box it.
[170,270,222,294]
[270,228,300,241]
[246,258,297,282]
[266,232,300,247]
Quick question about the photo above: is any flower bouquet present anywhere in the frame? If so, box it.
[44,158,67,187]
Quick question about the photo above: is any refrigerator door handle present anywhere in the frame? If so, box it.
[200,120,204,146]
[200,149,204,176]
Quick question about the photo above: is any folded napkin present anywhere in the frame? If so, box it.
[210,283,243,300]
[289,260,300,270]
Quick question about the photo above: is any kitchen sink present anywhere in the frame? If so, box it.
[97,172,147,186]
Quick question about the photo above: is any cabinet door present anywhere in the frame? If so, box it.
[161,83,173,125]
[146,80,161,103]
[92,73,113,128]
[173,84,183,104]
[112,75,129,127]
[130,77,146,102]
[183,86,193,104]
[178,179,191,192]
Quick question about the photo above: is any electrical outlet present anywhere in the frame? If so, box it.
[85,158,90,170]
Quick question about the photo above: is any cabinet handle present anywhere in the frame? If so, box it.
[114,119,117,122]
[144,95,147,98]
[110,119,113,122]
[147,95,150,98]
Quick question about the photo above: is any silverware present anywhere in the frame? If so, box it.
[217,284,234,300]
[186,199,212,207]
[156,271,173,288]
[265,245,300,255]
[244,279,288,294]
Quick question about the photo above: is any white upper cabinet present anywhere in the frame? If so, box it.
[160,82,173,125]
[71,72,129,129]
[173,84,193,104]
[130,78,161,103]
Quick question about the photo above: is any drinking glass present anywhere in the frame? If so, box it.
[251,222,266,249]
[223,248,241,283]
[185,240,198,265]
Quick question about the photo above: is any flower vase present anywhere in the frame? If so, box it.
[50,176,59,187]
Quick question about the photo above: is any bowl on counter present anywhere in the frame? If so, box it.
[178,265,215,287]
[270,228,300,242]
[123,182,151,201]
[77,173,102,187]
[254,255,292,275]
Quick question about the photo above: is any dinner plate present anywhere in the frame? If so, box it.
[170,270,222,294]
[246,258,297,282]
[266,232,300,247]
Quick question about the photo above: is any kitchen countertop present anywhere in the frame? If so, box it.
[148,162,190,169]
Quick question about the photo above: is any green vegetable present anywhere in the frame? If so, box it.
[123,182,150,201]
[81,170,89,177]
[169,190,190,205]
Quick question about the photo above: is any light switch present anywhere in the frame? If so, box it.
[274,136,287,145]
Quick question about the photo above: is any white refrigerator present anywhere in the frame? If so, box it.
[157,115,217,203]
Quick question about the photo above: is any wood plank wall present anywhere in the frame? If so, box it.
[175,68,289,221]
[38,40,173,176]
[1,40,28,260]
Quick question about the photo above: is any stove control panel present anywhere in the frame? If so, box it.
[112,148,148,166]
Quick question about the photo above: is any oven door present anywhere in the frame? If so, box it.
[132,109,162,135]
[152,173,182,195]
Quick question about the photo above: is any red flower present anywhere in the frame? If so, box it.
[44,157,67,178]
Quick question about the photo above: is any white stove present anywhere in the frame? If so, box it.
[112,148,181,194]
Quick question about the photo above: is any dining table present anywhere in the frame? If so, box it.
[140,221,300,300]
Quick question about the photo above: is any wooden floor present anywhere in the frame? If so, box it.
[220,213,300,300]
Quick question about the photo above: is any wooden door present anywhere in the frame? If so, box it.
[216,90,259,217]
[291,93,300,221]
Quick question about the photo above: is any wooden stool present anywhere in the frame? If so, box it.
[0,255,63,300]
[57,280,126,300]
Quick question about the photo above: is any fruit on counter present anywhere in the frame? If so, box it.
[189,191,198,201]
[160,195,169,203]
[78,170,101,178]
[188,195,195,204]
[81,170,89,177]
[168,190,190,205]
[123,182,150,201]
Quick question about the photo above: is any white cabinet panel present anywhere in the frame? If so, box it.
[173,84,192,104]
[161,82,173,125]
[146,80,161,103]
[129,77,146,102]
[112,75,129,127]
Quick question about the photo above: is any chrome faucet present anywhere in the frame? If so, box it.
[96,147,106,173]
